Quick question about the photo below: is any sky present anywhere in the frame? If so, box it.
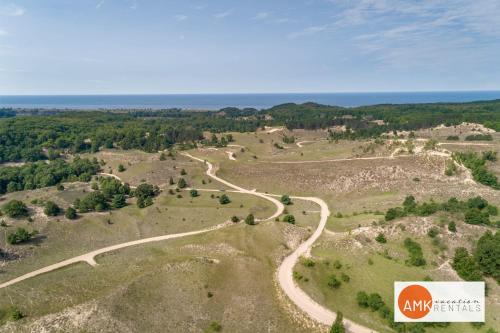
[0,0,500,95]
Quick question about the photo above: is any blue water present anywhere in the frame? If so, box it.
[1,91,500,110]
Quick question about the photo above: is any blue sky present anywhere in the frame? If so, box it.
[1,0,500,94]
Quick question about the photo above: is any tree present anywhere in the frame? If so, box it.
[368,293,384,311]
[280,195,292,205]
[7,228,37,245]
[356,291,369,308]
[475,231,499,282]
[190,189,199,197]
[44,201,61,216]
[231,216,239,223]
[180,168,187,175]
[65,206,77,219]
[403,195,417,211]
[219,194,230,204]
[245,214,255,225]
[330,311,345,333]
[112,194,127,208]
[3,200,28,218]
[464,208,489,225]
[448,221,457,232]
[177,178,187,189]
[452,247,483,281]
[283,214,296,224]
[118,164,126,172]
[327,275,341,288]
[375,233,387,243]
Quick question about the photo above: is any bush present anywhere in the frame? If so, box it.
[244,214,255,225]
[206,321,222,332]
[452,247,483,281]
[385,207,406,221]
[329,311,345,333]
[111,194,127,208]
[65,206,77,219]
[448,221,457,232]
[5,306,24,321]
[180,168,187,175]
[404,238,426,266]
[44,201,61,216]
[375,233,387,243]
[219,194,230,204]
[341,273,350,282]
[283,214,296,224]
[464,208,489,225]
[118,164,126,172]
[327,275,341,288]
[475,231,499,282]
[189,189,199,197]
[446,135,459,141]
[177,178,187,189]
[7,228,37,245]
[356,291,369,308]
[427,227,439,238]
[3,200,28,218]
[368,293,384,311]
[465,134,492,141]
[301,258,315,267]
[280,195,292,205]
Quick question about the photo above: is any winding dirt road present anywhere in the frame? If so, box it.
[0,222,230,290]
[183,153,376,333]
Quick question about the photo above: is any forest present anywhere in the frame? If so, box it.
[1,99,499,163]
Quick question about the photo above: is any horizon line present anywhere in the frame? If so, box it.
[2,90,500,97]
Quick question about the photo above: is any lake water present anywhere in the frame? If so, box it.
[1,91,500,110]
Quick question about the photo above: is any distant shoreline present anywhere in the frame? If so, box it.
[1,91,500,110]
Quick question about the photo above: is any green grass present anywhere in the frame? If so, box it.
[0,222,312,333]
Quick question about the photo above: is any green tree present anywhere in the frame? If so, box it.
[330,311,345,333]
[245,214,255,225]
[283,214,296,224]
[44,201,61,216]
[327,275,341,288]
[65,206,77,219]
[280,195,292,205]
[3,200,28,218]
[118,164,126,172]
[7,228,37,245]
[112,194,127,208]
[177,178,187,189]
[375,233,387,243]
[452,247,483,281]
[448,221,457,232]
[475,231,499,282]
[368,293,384,311]
[356,291,369,308]
[219,194,230,204]
[190,189,199,197]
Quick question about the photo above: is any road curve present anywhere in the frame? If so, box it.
[0,222,230,290]
[275,195,376,333]
[184,152,376,333]
[182,153,285,221]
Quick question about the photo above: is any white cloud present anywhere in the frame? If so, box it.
[252,12,270,20]
[214,10,232,19]
[0,3,25,16]
[288,25,328,39]
[175,14,188,21]
[0,29,8,36]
